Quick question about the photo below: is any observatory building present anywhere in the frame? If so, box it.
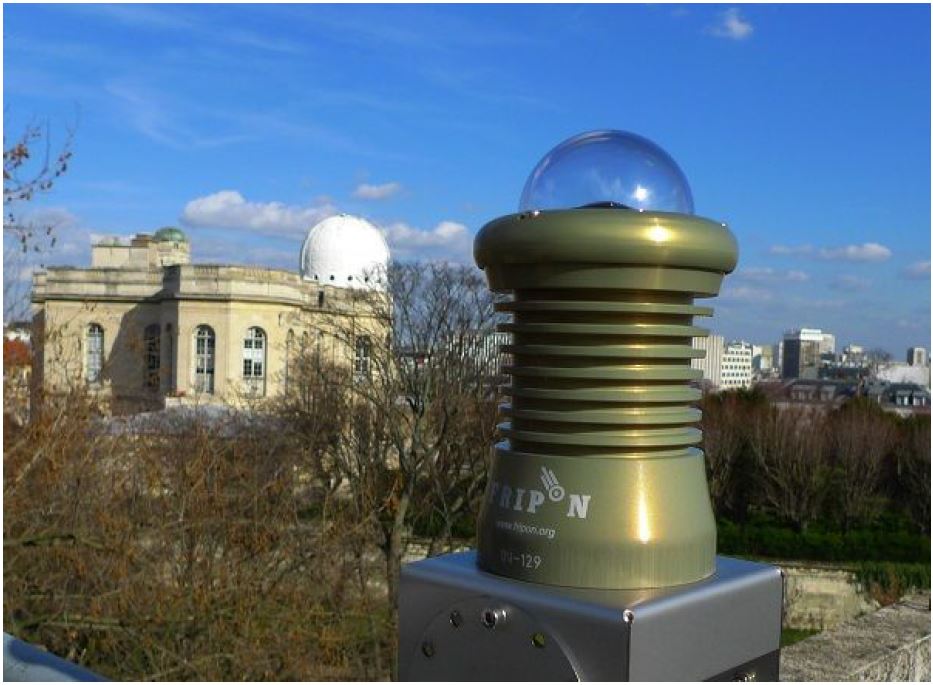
[31,215,389,411]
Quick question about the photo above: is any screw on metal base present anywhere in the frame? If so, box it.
[732,670,758,681]
[481,607,507,629]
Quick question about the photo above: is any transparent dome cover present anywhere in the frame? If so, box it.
[519,130,695,214]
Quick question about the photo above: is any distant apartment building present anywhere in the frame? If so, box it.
[876,362,931,389]
[720,341,753,390]
[3,321,31,344]
[786,379,854,406]
[866,381,931,412]
[881,384,930,408]
[752,344,775,376]
[907,346,928,367]
[452,330,511,378]
[842,344,865,364]
[820,333,836,356]
[691,334,724,388]
[782,328,824,379]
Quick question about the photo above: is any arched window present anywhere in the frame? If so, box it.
[284,329,295,392]
[86,323,104,384]
[144,324,161,389]
[165,323,174,392]
[194,325,215,394]
[354,335,372,380]
[243,326,266,396]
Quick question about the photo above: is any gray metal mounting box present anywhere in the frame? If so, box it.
[399,551,782,681]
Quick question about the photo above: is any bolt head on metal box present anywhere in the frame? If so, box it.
[399,551,782,682]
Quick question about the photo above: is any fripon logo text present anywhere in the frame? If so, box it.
[488,467,592,519]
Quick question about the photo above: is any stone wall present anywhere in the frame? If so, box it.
[781,592,931,681]
[780,563,879,630]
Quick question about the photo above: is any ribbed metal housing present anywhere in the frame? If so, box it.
[500,290,709,458]
[472,209,738,589]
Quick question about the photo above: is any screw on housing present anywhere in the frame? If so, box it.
[481,607,507,629]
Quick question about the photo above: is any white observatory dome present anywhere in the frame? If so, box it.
[300,214,390,288]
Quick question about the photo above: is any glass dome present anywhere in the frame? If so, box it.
[519,130,695,215]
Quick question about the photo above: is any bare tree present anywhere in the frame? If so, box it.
[4,247,31,322]
[700,391,747,518]
[421,378,498,556]
[275,352,352,493]
[282,261,501,647]
[345,262,498,610]
[894,415,931,534]
[4,390,394,680]
[4,120,74,245]
[3,118,75,321]
[827,400,897,530]
[748,406,829,533]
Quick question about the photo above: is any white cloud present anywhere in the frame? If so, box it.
[381,220,472,262]
[769,242,892,262]
[737,267,810,283]
[88,232,136,245]
[193,241,296,269]
[181,190,336,239]
[903,260,931,280]
[20,207,78,230]
[181,190,473,262]
[720,284,773,304]
[817,243,891,262]
[806,298,848,310]
[6,207,80,255]
[106,82,251,150]
[57,241,83,257]
[830,274,872,291]
[897,318,925,331]
[708,8,753,40]
[353,181,402,200]
[769,244,814,257]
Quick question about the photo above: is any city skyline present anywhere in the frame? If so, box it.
[704,328,924,360]
[4,3,930,352]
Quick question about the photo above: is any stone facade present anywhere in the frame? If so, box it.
[32,231,386,412]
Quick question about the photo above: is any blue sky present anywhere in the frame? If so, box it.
[4,3,930,352]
